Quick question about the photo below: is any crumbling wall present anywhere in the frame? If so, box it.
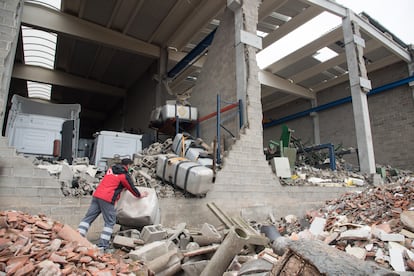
[188,7,238,147]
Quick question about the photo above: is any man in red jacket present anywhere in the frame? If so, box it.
[77,158,148,249]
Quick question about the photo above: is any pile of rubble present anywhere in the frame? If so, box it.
[35,138,189,198]
[272,177,414,273]
[33,135,413,195]
[0,210,151,275]
[280,163,413,187]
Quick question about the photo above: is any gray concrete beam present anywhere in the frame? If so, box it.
[12,64,126,97]
[259,70,315,99]
[22,2,160,58]
[342,11,376,174]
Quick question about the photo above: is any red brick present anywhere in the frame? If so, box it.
[57,224,94,248]
[49,252,68,264]
[14,261,35,276]
[36,220,53,230]
[80,255,93,263]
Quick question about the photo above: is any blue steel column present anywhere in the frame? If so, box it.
[175,104,179,135]
[216,94,221,164]
[238,99,243,129]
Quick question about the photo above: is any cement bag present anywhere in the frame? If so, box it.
[116,187,160,228]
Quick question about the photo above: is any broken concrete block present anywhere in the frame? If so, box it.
[389,245,405,272]
[345,245,366,260]
[112,235,136,249]
[59,163,74,182]
[141,224,167,243]
[378,233,405,242]
[309,217,326,236]
[192,223,223,246]
[129,240,175,262]
[401,211,414,232]
[339,227,370,240]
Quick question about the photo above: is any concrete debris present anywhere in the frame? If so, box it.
[269,178,414,273]
[2,177,413,275]
[281,163,413,187]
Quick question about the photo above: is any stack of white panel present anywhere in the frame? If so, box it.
[156,154,213,195]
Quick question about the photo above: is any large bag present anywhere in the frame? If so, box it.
[115,187,160,228]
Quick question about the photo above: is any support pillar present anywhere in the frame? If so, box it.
[310,99,320,145]
[157,47,169,107]
[408,45,414,101]
[342,10,376,174]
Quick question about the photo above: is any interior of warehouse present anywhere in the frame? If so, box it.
[0,0,413,238]
[0,0,414,274]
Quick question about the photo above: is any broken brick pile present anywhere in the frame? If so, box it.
[0,210,152,275]
[272,177,414,272]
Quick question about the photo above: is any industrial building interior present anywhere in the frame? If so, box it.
[1,0,414,274]
[8,0,411,139]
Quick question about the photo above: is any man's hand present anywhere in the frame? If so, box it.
[139,191,149,198]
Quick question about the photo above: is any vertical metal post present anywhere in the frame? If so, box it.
[216,94,221,164]
[196,121,200,138]
[175,104,179,135]
[328,143,336,171]
[238,99,243,129]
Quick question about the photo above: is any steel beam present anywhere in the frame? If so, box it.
[263,5,322,48]
[12,64,126,97]
[351,13,411,63]
[300,0,346,17]
[22,2,160,58]
[259,70,315,99]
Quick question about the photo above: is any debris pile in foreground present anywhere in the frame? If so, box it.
[274,177,414,273]
[0,210,152,275]
[2,176,413,275]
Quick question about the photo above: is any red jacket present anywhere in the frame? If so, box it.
[93,164,141,204]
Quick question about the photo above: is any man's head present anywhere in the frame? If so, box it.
[121,158,133,167]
